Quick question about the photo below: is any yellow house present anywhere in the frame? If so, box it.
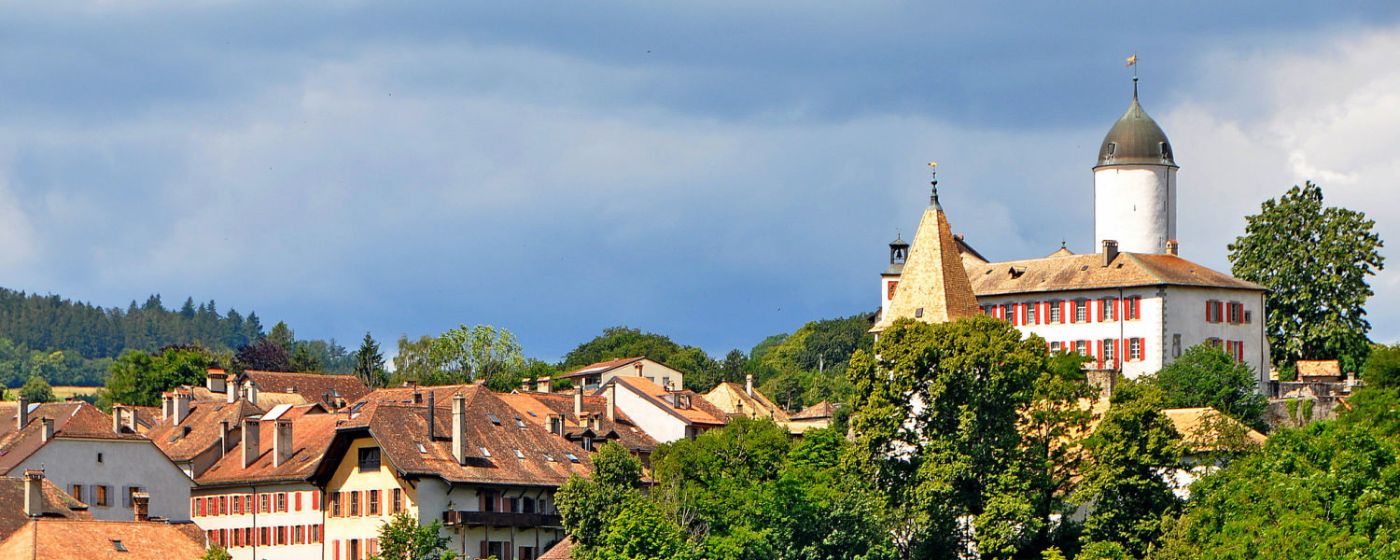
[314,385,593,560]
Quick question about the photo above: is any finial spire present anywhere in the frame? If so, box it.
[928,161,941,209]
[1125,53,1139,101]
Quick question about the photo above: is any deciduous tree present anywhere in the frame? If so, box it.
[1228,182,1385,372]
[1149,344,1268,430]
[370,511,454,560]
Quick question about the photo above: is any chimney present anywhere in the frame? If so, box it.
[242,381,258,407]
[1102,239,1119,266]
[537,377,552,394]
[412,389,423,404]
[23,469,44,518]
[112,404,126,434]
[521,377,532,392]
[427,391,436,440]
[451,393,467,465]
[161,393,173,421]
[273,418,293,467]
[633,361,644,377]
[219,420,232,457]
[226,373,237,403]
[242,417,262,468]
[173,390,191,425]
[127,408,138,433]
[207,368,226,393]
[41,418,54,442]
[16,396,28,430]
[745,373,754,397]
[1165,239,1179,256]
[132,491,151,522]
[574,385,584,418]
[605,383,617,423]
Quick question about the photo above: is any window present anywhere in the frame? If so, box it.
[97,453,103,464]
[358,447,381,470]
[1049,301,1062,323]
[350,491,361,516]
[1025,302,1039,324]
[277,492,287,512]
[1001,304,1016,324]
[1130,338,1142,361]
[481,490,498,512]
[1074,341,1088,356]
[1050,341,1062,353]
[233,495,242,515]
[392,488,403,513]
[1172,334,1182,358]
[369,490,380,516]
[1100,298,1117,321]
[1074,300,1088,323]
[112,540,127,552]
[261,494,270,513]
[581,437,594,451]
[1124,297,1140,320]
[523,496,536,513]
[349,538,361,560]
[95,485,110,507]
[277,526,287,545]
[1228,302,1243,324]
[520,545,538,560]
[1102,339,1116,366]
[332,492,342,516]
[70,484,82,502]
[295,525,305,545]
[1205,300,1224,323]
[507,496,521,513]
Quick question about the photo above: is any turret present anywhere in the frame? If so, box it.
[1093,77,1178,254]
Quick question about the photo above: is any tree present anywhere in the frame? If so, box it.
[429,325,525,390]
[267,321,296,355]
[234,338,292,372]
[370,512,454,560]
[845,315,1050,559]
[1228,182,1385,372]
[354,333,388,388]
[1361,343,1400,389]
[198,545,233,560]
[561,326,719,391]
[290,342,323,372]
[1149,344,1268,430]
[101,346,220,407]
[557,442,647,550]
[1073,382,1181,558]
[1022,351,1100,553]
[19,374,54,403]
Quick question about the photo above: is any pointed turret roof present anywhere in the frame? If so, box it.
[872,192,981,333]
[1096,80,1176,168]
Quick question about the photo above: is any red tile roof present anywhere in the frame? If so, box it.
[146,400,262,463]
[243,370,371,405]
[323,385,594,487]
[791,401,836,421]
[0,476,91,541]
[0,519,206,560]
[497,391,658,453]
[607,376,727,426]
[964,251,1264,296]
[0,402,147,475]
[196,405,339,487]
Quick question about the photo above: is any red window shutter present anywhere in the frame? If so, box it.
[1069,302,1077,324]
[1116,297,1123,320]
[313,490,320,510]
[296,492,302,512]
[1205,300,1212,322]
[333,540,341,560]
[1095,340,1103,368]
[1115,339,1122,366]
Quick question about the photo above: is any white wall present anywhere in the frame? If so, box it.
[1094,165,1176,254]
[600,359,685,391]
[20,438,193,522]
[1161,287,1270,390]
[192,483,324,560]
[978,287,1165,379]
[608,382,689,443]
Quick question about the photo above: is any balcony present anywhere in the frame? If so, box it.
[443,510,563,528]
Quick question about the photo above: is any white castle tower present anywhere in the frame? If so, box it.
[1093,77,1177,254]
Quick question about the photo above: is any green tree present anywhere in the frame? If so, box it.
[370,511,454,560]
[290,342,323,372]
[198,545,233,560]
[1149,344,1268,430]
[560,326,719,391]
[429,325,525,390]
[557,442,646,550]
[102,346,219,407]
[392,335,441,385]
[1074,383,1181,558]
[19,374,54,403]
[1228,182,1385,372]
[1023,351,1100,553]
[267,321,296,355]
[1362,343,1400,388]
[845,315,1049,559]
[354,332,388,388]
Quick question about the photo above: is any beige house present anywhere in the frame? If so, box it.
[703,375,830,434]
[557,357,685,392]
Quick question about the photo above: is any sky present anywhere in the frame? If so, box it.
[1,1,1399,361]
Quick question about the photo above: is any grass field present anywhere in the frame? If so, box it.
[0,385,102,401]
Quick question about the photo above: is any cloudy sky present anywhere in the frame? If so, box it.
[2,1,1398,360]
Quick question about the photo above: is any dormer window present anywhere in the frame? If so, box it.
[1159,142,1171,159]
[1106,142,1117,156]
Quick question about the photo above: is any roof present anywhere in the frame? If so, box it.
[243,370,371,404]
[559,357,646,380]
[1161,407,1267,451]
[0,402,148,475]
[703,382,790,422]
[497,391,658,454]
[1297,360,1343,378]
[1096,87,1176,168]
[0,476,91,541]
[539,537,576,559]
[872,198,981,332]
[606,376,728,427]
[0,519,206,560]
[791,401,836,421]
[146,400,262,463]
[321,384,594,487]
[196,405,338,487]
[963,251,1265,296]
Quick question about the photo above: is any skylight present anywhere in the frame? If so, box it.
[479,447,491,457]
[111,540,128,552]
[486,412,501,425]
[566,453,580,463]
[417,443,428,454]
[514,417,526,428]
[514,448,525,459]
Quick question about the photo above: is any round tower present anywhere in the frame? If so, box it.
[1093,78,1177,254]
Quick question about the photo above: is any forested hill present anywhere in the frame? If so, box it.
[0,288,263,358]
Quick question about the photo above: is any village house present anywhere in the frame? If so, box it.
[313,384,594,560]
[556,357,686,392]
[498,384,658,462]
[0,399,193,522]
[702,374,832,434]
[599,375,727,444]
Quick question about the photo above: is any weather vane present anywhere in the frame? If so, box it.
[928,161,941,207]
[1126,53,1139,98]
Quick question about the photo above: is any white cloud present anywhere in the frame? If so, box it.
[1165,26,1400,343]
[0,178,36,268]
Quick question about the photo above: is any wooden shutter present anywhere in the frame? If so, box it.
[1115,339,1122,366]
[1095,340,1103,368]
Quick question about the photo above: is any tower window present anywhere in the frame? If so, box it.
[1160,142,1172,159]
[1106,142,1117,156]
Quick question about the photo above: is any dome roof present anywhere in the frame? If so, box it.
[1096,87,1176,168]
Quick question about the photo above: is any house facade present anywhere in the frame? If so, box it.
[556,357,686,392]
[600,375,727,444]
